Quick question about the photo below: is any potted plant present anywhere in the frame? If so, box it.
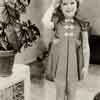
[0,0,40,77]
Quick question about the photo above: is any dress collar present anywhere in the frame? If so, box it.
[65,18,74,23]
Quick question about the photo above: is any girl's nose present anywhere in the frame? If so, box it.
[66,4,72,9]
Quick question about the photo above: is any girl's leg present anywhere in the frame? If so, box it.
[56,82,66,100]
[67,81,77,100]
[56,83,76,100]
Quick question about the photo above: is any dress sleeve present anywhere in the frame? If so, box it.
[82,28,90,68]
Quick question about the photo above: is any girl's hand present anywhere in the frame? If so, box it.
[52,0,60,8]
[53,38,60,44]
[81,67,88,80]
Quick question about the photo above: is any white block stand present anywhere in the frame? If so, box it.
[0,64,31,100]
[75,74,100,100]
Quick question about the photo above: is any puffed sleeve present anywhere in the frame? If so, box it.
[81,22,90,68]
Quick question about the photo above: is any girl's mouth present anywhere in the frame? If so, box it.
[66,10,73,13]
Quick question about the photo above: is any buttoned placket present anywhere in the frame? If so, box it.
[64,24,74,37]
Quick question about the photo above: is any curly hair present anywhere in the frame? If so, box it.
[93,92,100,100]
[52,0,80,23]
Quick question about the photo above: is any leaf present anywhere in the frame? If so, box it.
[2,4,20,24]
[16,0,29,13]
[0,37,8,50]
[17,0,31,6]
[5,24,20,51]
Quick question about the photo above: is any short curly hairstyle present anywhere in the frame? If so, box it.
[52,0,80,23]
[93,92,100,100]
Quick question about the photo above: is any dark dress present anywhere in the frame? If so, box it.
[46,18,89,100]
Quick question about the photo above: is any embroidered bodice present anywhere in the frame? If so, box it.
[54,20,81,40]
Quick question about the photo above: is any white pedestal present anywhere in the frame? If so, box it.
[75,74,100,100]
[0,64,31,100]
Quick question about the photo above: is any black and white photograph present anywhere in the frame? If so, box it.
[0,0,100,100]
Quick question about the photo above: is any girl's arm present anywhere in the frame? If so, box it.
[82,31,90,68]
[82,30,90,79]
[41,0,60,48]
[42,0,60,29]
[42,5,55,29]
[41,5,55,48]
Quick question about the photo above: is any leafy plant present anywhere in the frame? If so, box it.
[0,0,40,52]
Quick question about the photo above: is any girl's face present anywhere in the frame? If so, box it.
[61,0,77,18]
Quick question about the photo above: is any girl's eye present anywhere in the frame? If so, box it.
[70,2,75,5]
[62,2,75,6]
[63,3,68,6]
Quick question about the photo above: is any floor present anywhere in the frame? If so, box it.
[30,64,100,100]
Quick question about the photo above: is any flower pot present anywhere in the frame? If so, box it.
[0,50,15,77]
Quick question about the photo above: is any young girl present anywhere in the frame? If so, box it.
[42,0,90,100]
